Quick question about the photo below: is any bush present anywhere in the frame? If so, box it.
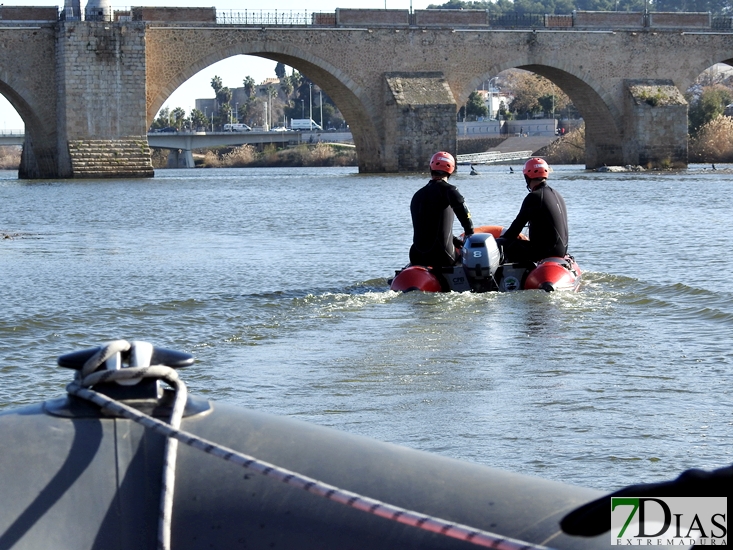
[195,143,357,168]
[689,115,733,163]
[220,144,258,167]
[0,146,21,170]
[539,124,585,164]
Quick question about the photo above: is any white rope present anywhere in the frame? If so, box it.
[67,343,555,550]
[72,340,187,550]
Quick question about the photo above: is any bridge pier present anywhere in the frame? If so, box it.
[19,135,59,179]
[621,80,688,168]
[167,149,196,168]
[383,73,457,171]
[56,21,154,178]
[580,80,688,169]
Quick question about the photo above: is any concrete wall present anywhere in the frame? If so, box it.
[0,6,57,21]
[335,9,409,27]
[649,12,711,28]
[131,7,216,23]
[414,9,489,27]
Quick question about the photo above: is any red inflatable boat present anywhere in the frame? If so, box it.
[389,226,582,293]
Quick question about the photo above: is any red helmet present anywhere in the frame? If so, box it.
[523,158,550,179]
[429,151,456,175]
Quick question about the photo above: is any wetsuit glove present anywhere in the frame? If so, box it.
[560,465,733,537]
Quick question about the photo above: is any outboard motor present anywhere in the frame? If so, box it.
[461,233,501,292]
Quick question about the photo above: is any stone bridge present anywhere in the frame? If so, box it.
[1,6,733,178]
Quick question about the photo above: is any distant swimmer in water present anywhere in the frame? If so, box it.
[470,164,480,176]
[712,163,717,170]
[509,167,514,174]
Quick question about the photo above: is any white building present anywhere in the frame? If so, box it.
[475,89,513,120]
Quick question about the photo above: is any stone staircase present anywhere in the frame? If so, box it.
[68,137,154,178]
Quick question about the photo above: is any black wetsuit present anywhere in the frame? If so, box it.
[409,178,474,268]
[500,183,568,263]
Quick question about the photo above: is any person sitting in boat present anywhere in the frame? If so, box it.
[496,157,568,264]
[409,151,474,268]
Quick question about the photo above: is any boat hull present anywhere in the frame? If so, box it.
[0,395,608,549]
[390,226,581,293]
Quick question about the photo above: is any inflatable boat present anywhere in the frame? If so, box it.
[390,226,581,293]
[0,340,609,550]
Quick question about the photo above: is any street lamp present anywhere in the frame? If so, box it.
[235,102,239,123]
[319,89,323,130]
[309,83,313,130]
[301,99,304,119]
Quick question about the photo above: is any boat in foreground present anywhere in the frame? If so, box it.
[0,340,617,550]
[390,226,581,293]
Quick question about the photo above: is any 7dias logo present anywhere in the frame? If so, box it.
[611,497,727,545]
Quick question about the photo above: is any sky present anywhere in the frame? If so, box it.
[0,0,434,129]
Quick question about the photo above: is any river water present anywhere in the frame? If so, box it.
[1,164,730,494]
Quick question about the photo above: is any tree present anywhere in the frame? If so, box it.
[211,75,223,94]
[216,86,232,108]
[280,78,294,98]
[171,107,187,130]
[275,62,287,79]
[190,108,208,131]
[243,76,256,99]
[151,107,171,130]
[505,70,571,119]
[688,85,733,135]
[465,91,489,120]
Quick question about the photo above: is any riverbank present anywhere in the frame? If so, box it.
[152,142,358,169]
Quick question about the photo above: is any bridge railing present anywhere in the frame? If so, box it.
[3,6,731,31]
[216,10,313,26]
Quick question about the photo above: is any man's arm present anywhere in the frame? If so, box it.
[502,194,534,241]
[449,189,474,235]
[560,465,733,537]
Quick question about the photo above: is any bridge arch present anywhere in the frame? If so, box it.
[146,39,384,172]
[0,70,58,178]
[677,56,733,93]
[460,61,624,167]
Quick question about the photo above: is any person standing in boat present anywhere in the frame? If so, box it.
[497,157,568,263]
[409,151,474,268]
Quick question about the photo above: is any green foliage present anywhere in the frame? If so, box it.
[507,71,570,118]
[150,107,171,130]
[242,76,256,99]
[688,85,733,136]
[275,62,286,79]
[465,91,488,119]
[210,76,223,93]
[189,109,208,131]
[215,86,232,107]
